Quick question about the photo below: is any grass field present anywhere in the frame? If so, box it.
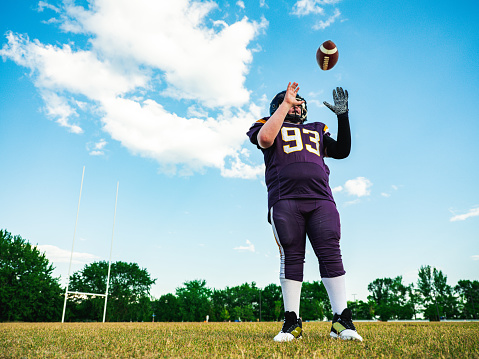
[1,321,479,358]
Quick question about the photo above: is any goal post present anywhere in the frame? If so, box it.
[103,181,119,323]
[61,167,119,323]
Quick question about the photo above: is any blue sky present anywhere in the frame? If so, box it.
[1,0,478,303]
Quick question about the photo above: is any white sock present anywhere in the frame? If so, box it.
[280,278,302,317]
[322,275,347,315]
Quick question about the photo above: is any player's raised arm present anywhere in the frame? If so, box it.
[323,87,351,159]
[257,82,304,149]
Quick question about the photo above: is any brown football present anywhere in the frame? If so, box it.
[316,40,339,71]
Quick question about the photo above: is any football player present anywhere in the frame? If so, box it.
[247,82,362,342]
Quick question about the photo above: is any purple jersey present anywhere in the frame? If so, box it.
[247,118,335,212]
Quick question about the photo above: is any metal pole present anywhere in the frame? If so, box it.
[351,294,357,317]
[103,181,119,323]
[62,166,85,323]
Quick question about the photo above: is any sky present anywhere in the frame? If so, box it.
[1,0,478,305]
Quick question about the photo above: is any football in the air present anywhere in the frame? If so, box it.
[316,40,339,71]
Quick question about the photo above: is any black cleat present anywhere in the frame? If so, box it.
[274,311,303,342]
[330,308,363,341]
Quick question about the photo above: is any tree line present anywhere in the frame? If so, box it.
[1,229,478,322]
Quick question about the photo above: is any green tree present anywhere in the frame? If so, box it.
[210,288,230,322]
[407,284,421,320]
[209,283,260,322]
[153,293,181,322]
[389,278,415,320]
[66,261,155,322]
[417,265,459,320]
[368,277,393,321]
[226,282,259,322]
[348,300,374,320]
[219,306,230,321]
[300,281,331,321]
[259,283,282,321]
[367,276,414,321]
[0,229,63,322]
[455,280,479,319]
[132,295,154,322]
[176,279,211,322]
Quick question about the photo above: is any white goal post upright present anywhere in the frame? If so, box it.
[103,181,119,323]
[62,166,85,323]
[61,167,120,323]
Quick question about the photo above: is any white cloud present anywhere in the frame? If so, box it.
[221,149,264,179]
[333,178,372,200]
[292,0,325,16]
[101,98,262,175]
[307,90,325,98]
[308,99,323,108]
[344,199,360,206]
[58,0,267,107]
[88,139,108,155]
[380,184,399,198]
[306,90,326,108]
[332,185,343,193]
[37,1,60,13]
[0,32,148,100]
[36,244,100,264]
[313,8,341,30]
[0,0,269,179]
[344,177,372,197]
[94,139,107,150]
[472,255,479,261]
[236,1,245,9]
[41,91,83,134]
[234,240,255,252]
[450,207,479,222]
[291,0,341,16]
[187,105,209,119]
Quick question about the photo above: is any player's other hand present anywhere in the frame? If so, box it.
[284,82,305,108]
[324,87,348,115]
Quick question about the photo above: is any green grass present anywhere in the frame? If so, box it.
[1,322,479,358]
